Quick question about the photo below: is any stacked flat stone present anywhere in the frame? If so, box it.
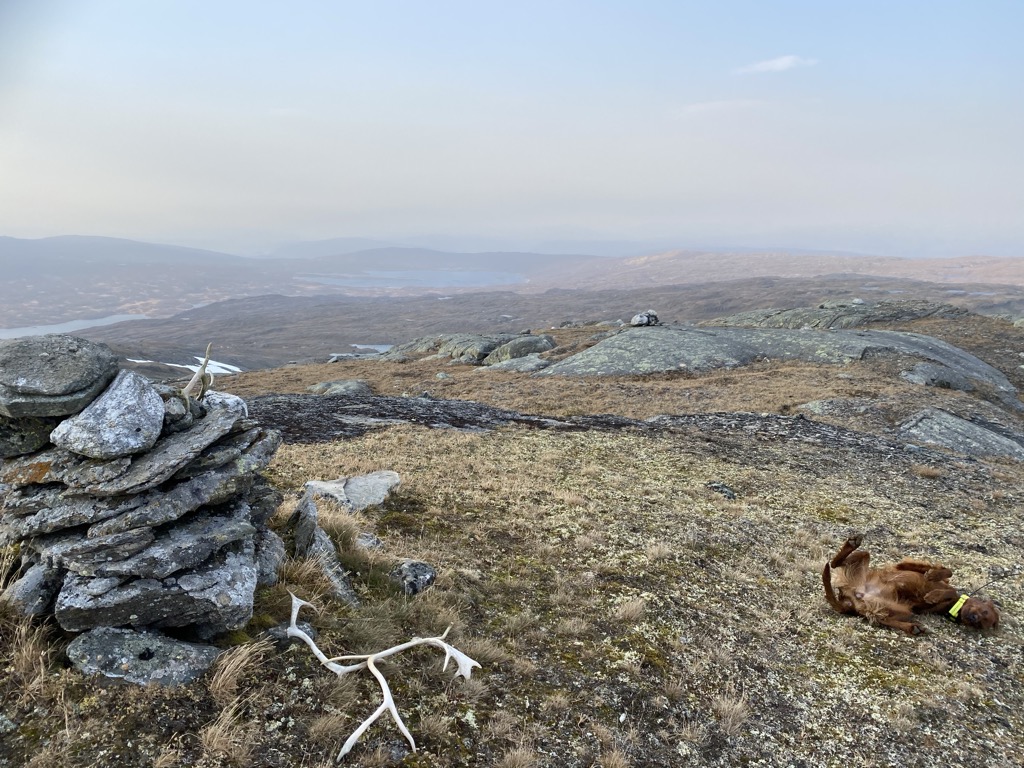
[0,334,284,639]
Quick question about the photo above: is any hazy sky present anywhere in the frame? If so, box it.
[1,1,1022,256]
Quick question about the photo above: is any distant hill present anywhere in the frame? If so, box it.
[534,248,1024,288]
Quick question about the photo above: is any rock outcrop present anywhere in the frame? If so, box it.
[534,325,1022,410]
[708,299,968,330]
[899,408,1024,460]
[0,335,284,651]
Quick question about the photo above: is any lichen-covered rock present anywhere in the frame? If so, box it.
[0,414,61,458]
[0,335,118,418]
[390,560,436,595]
[899,408,1024,460]
[80,406,247,497]
[49,370,165,460]
[54,538,259,633]
[66,627,220,686]
[87,428,281,536]
[482,335,555,365]
[0,562,65,615]
[255,528,286,586]
[478,353,551,372]
[381,333,518,363]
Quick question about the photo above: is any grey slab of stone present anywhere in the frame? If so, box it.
[290,490,359,606]
[255,528,286,586]
[247,479,283,526]
[341,470,401,511]
[80,407,247,497]
[0,562,65,615]
[0,415,60,458]
[50,370,165,459]
[200,391,249,418]
[307,379,374,396]
[91,512,256,580]
[302,470,401,514]
[899,408,1024,460]
[66,627,221,686]
[172,426,261,479]
[55,537,258,632]
[88,428,281,537]
[33,528,156,574]
[0,335,118,418]
[0,447,130,490]
[2,492,145,540]
[482,335,555,365]
[390,560,436,596]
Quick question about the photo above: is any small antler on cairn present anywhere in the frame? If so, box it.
[286,592,481,760]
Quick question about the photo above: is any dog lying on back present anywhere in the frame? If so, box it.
[822,536,999,635]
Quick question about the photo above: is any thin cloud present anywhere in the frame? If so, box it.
[736,55,817,74]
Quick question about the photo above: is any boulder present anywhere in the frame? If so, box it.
[482,335,556,365]
[630,310,660,327]
[0,335,118,418]
[66,627,220,686]
[0,562,65,615]
[390,560,437,595]
[49,370,165,459]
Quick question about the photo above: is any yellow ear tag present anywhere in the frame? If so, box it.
[949,594,969,618]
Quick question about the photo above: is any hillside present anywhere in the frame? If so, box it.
[3,305,1022,767]
[81,276,1024,374]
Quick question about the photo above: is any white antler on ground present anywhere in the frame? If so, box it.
[182,342,214,402]
[286,592,481,760]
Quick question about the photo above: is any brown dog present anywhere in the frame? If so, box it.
[822,535,1000,635]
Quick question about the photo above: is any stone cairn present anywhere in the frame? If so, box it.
[0,335,285,683]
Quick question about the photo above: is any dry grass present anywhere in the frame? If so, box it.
[207,638,273,705]
[199,697,253,765]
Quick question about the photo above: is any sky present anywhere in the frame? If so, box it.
[1,1,1022,257]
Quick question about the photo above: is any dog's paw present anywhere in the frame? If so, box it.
[845,534,863,550]
[910,624,927,636]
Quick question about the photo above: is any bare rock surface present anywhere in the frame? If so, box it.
[899,408,1024,460]
[50,370,165,459]
[709,299,968,329]
[66,627,220,686]
[0,335,118,418]
[535,325,1022,409]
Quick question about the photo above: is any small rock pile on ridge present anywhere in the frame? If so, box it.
[0,334,284,640]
